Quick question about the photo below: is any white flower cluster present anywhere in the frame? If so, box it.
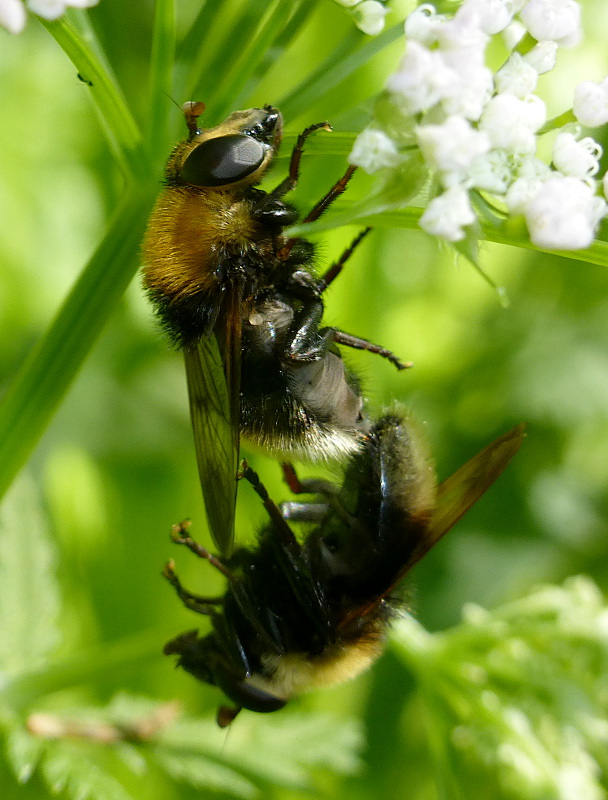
[333,0,388,36]
[350,0,608,251]
[0,0,97,34]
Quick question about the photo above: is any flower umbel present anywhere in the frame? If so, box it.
[350,0,608,252]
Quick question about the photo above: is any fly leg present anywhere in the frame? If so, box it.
[240,462,302,556]
[280,462,336,524]
[271,121,333,199]
[162,520,235,614]
[317,227,371,290]
[277,163,357,260]
[283,300,411,371]
[162,560,223,615]
[241,461,333,641]
[169,520,235,581]
[332,330,412,371]
[280,462,357,529]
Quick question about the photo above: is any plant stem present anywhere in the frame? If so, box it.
[0,186,155,504]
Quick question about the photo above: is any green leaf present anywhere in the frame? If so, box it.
[40,744,136,800]
[155,712,363,791]
[0,475,61,675]
[5,726,44,784]
[391,578,608,800]
[155,751,257,799]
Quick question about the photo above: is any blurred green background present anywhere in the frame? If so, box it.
[1,1,608,798]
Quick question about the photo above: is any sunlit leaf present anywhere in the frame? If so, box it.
[0,475,61,675]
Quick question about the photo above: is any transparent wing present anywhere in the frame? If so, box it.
[404,423,526,573]
[338,424,525,630]
[184,332,239,556]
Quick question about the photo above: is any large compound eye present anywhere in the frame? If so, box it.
[179,134,267,187]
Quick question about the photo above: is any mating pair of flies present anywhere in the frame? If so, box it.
[142,102,524,727]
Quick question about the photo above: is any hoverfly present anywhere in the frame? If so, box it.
[142,102,408,555]
[163,415,525,726]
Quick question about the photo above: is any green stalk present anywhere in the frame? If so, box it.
[0,186,155,503]
[208,0,300,120]
[147,0,177,159]
[278,22,404,121]
[289,204,608,270]
[39,14,147,181]
[183,0,265,109]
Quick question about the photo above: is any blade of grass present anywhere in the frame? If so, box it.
[205,0,300,121]
[147,0,176,158]
[277,21,404,121]
[5,628,165,711]
[252,0,316,81]
[39,14,147,181]
[0,186,155,503]
[176,0,236,94]
[182,0,261,109]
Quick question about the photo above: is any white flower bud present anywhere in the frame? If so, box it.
[573,79,608,128]
[438,4,489,52]
[495,52,538,98]
[349,129,401,173]
[516,155,552,182]
[519,0,581,47]
[404,4,443,46]
[552,132,602,181]
[480,93,546,154]
[0,0,26,33]
[524,175,606,250]
[387,41,457,114]
[351,0,388,36]
[419,186,476,242]
[459,0,515,35]
[505,176,545,214]
[441,57,494,121]
[468,149,513,193]
[502,20,526,50]
[416,116,490,174]
[504,155,551,212]
[27,0,98,18]
[522,41,558,74]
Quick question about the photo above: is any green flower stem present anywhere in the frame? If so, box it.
[0,186,155,504]
[538,110,577,136]
[289,206,608,270]
[3,629,165,712]
[38,15,147,181]
[278,131,357,157]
